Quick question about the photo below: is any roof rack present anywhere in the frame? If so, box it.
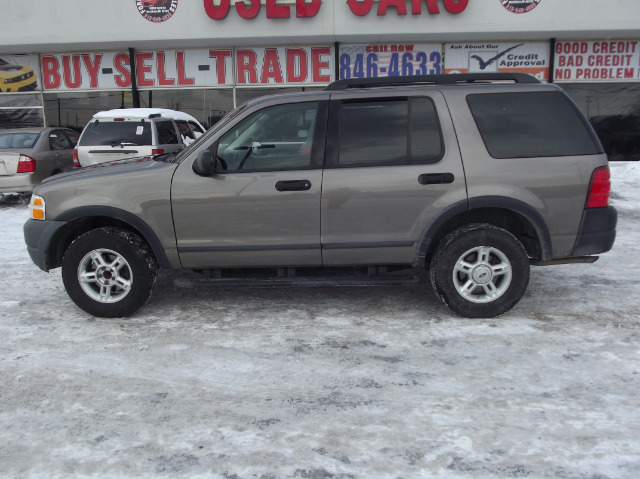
[324,73,540,91]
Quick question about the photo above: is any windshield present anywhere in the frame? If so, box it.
[79,121,153,146]
[0,132,39,149]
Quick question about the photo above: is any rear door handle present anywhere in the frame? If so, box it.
[418,173,455,185]
[275,180,312,192]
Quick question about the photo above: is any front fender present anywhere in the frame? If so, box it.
[53,206,174,269]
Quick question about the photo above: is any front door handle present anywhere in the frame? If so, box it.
[275,180,312,192]
[418,173,455,185]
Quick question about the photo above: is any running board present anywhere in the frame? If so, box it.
[174,275,421,289]
[531,256,598,266]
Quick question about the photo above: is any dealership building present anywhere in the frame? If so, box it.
[1,0,639,159]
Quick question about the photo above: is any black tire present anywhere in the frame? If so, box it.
[430,224,530,318]
[62,227,158,318]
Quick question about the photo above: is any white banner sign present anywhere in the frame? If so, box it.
[338,43,442,79]
[41,46,334,91]
[444,42,550,81]
[554,40,640,82]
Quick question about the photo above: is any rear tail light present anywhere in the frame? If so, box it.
[17,154,36,173]
[151,149,165,155]
[586,166,611,208]
[73,148,81,167]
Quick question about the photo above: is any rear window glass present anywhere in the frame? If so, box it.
[0,132,39,149]
[79,121,152,146]
[467,91,602,159]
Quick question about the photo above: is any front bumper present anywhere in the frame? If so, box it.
[24,218,67,272]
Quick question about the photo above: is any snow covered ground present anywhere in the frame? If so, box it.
[1,162,639,478]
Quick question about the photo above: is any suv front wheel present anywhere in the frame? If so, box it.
[62,227,158,318]
[430,224,530,318]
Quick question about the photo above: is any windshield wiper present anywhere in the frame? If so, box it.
[152,151,178,163]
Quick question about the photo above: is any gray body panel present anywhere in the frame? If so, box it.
[36,159,181,268]
[171,168,323,268]
[442,83,608,258]
[321,90,467,265]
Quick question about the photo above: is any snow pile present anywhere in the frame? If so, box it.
[0,161,639,478]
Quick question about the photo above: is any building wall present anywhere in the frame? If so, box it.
[1,1,639,54]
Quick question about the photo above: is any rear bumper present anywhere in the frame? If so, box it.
[0,173,38,194]
[572,206,617,256]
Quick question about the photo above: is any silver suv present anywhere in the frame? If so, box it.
[24,74,617,318]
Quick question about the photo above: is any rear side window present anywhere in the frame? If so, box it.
[337,97,443,166]
[49,130,72,150]
[176,120,194,140]
[156,120,179,144]
[467,91,602,159]
[79,121,153,146]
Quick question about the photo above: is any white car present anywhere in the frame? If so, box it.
[74,108,206,167]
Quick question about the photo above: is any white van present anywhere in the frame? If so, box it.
[74,108,205,167]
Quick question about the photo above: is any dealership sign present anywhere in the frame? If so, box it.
[203,0,469,19]
[444,42,550,81]
[338,43,442,79]
[136,0,178,23]
[500,0,540,14]
[40,47,334,91]
[554,41,640,82]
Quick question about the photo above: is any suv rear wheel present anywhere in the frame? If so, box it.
[62,227,157,317]
[430,224,530,318]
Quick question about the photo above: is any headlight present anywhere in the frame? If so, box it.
[29,195,45,220]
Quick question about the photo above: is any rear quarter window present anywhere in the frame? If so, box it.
[467,91,602,159]
[79,121,153,146]
[156,120,179,144]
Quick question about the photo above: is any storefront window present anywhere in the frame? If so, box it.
[235,87,323,108]
[139,89,234,129]
[43,91,134,132]
[0,93,43,129]
[562,83,640,161]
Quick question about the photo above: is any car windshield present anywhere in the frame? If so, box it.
[79,121,153,146]
[0,58,8,66]
[0,132,39,149]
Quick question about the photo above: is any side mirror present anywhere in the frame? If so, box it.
[193,142,218,176]
[193,149,215,176]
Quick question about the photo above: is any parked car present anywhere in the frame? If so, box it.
[74,108,205,167]
[0,57,38,92]
[24,73,617,319]
[0,127,79,194]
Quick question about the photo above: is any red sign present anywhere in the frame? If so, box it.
[204,0,321,19]
[347,0,468,16]
[40,47,334,91]
[203,0,468,20]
